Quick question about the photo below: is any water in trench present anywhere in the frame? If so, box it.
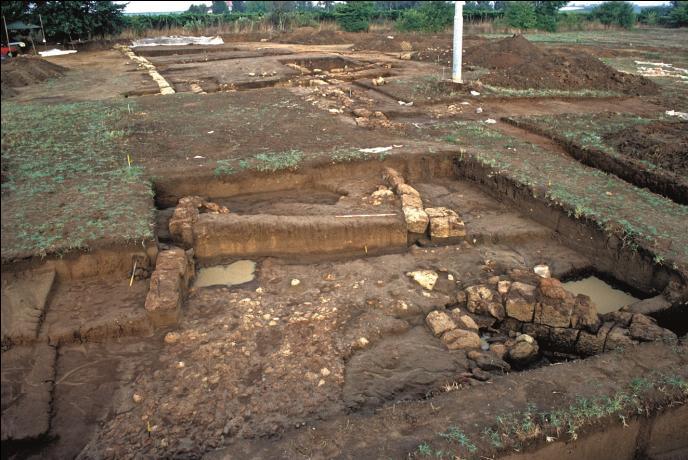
[194,260,256,287]
[562,276,639,314]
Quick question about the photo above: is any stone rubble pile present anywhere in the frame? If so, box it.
[424,268,678,375]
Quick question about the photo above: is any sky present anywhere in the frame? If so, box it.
[116,1,212,14]
[116,1,672,15]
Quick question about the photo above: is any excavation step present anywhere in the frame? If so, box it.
[192,213,408,261]
[1,343,56,442]
[1,265,55,346]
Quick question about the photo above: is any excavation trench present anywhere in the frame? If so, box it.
[2,154,685,459]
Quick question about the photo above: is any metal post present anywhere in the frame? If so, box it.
[2,15,12,57]
[39,14,47,49]
[452,1,465,83]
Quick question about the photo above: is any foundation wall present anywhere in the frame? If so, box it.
[193,213,408,261]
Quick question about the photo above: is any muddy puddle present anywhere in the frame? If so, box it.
[194,260,256,287]
[562,276,639,313]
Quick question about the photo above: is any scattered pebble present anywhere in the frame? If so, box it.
[164,332,180,344]
[534,264,551,278]
[133,393,143,403]
[291,279,301,287]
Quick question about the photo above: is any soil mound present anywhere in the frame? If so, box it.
[603,121,688,175]
[465,35,658,95]
[1,56,67,94]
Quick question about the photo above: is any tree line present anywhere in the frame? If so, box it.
[2,1,687,42]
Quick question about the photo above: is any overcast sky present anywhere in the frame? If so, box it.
[116,1,672,15]
[116,1,211,14]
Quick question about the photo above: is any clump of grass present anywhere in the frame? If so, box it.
[251,149,303,172]
[438,426,477,453]
[214,159,235,176]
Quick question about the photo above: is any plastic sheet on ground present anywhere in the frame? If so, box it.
[131,36,224,48]
[39,49,77,57]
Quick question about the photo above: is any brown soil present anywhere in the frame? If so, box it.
[3,29,688,460]
[0,56,66,94]
[464,35,658,95]
[603,121,688,176]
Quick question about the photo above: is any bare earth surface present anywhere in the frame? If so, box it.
[1,28,687,460]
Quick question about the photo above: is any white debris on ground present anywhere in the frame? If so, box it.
[39,49,77,57]
[131,36,224,47]
[358,146,395,154]
[634,61,688,80]
[665,110,688,121]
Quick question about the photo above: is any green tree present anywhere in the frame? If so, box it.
[1,1,27,23]
[232,0,246,12]
[33,1,127,40]
[668,0,688,26]
[374,1,419,10]
[591,1,635,29]
[187,4,208,13]
[335,1,374,32]
[533,1,567,31]
[397,1,453,32]
[211,1,229,14]
[504,1,537,29]
[317,1,336,11]
[245,1,270,13]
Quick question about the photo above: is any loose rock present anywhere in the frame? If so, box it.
[408,270,439,290]
[426,310,456,336]
[442,329,481,350]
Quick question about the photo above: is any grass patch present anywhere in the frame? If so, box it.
[1,100,154,258]
[482,85,620,98]
[211,146,393,178]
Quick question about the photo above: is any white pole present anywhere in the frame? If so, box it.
[452,1,465,83]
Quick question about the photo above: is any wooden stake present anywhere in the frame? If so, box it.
[130,260,137,287]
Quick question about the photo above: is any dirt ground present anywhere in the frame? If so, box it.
[1,56,66,98]
[2,27,688,460]
[604,120,688,176]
